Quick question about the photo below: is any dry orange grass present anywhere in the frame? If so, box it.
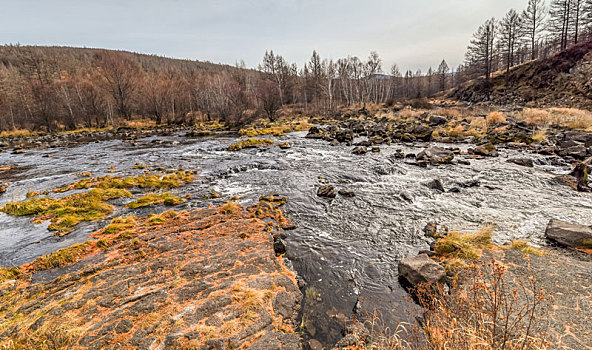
[517,108,592,130]
[486,111,507,124]
[123,118,157,128]
[432,107,464,119]
[397,108,425,119]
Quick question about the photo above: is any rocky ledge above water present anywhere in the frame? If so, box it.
[0,203,302,349]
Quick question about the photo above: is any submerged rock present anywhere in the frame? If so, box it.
[338,189,355,197]
[425,179,445,192]
[398,254,446,286]
[545,219,592,249]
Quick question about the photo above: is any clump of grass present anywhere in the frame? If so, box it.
[531,128,548,143]
[219,201,242,216]
[510,240,547,256]
[125,193,185,209]
[102,216,137,235]
[145,210,178,226]
[486,111,507,124]
[228,139,274,151]
[30,241,94,271]
[434,226,494,260]
[0,267,21,282]
[194,121,227,131]
[1,188,132,236]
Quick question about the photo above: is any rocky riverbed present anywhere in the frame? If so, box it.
[0,115,592,348]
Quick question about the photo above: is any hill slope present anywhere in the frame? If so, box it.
[451,40,592,109]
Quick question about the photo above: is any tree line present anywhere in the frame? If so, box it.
[0,45,458,132]
[464,0,592,81]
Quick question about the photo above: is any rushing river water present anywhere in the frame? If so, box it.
[1,131,592,346]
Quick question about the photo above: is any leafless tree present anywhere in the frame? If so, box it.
[466,18,497,80]
[521,0,547,60]
[499,9,523,72]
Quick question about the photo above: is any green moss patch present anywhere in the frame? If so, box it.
[1,188,133,236]
[228,139,274,151]
[53,171,195,193]
[126,193,185,209]
[30,241,94,271]
[145,210,178,226]
[102,216,137,235]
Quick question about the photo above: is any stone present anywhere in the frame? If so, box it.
[545,219,592,249]
[424,222,437,238]
[425,179,445,192]
[371,147,380,153]
[352,146,367,155]
[398,254,446,286]
[416,147,454,165]
[330,139,340,147]
[317,185,336,198]
[507,158,534,167]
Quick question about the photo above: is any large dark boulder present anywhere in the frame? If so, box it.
[545,219,592,249]
[398,254,446,286]
[428,115,448,126]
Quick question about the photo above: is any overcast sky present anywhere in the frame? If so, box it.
[1,0,524,72]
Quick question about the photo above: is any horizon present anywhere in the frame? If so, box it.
[1,0,526,73]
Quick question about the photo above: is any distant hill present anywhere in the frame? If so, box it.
[0,45,238,75]
[451,40,592,109]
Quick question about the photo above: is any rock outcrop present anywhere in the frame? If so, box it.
[0,203,302,349]
[398,254,446,286]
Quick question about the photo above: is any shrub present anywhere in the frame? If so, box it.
[416,259,550,350]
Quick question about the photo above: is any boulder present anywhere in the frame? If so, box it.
[545,219,592,249]
[398,254,446,286]
[507,158,534,167]
[473,143,499,157]
[305,126,324,139]
[317,185,336,198]
[428,115,448,126]
[416,147,455,165]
